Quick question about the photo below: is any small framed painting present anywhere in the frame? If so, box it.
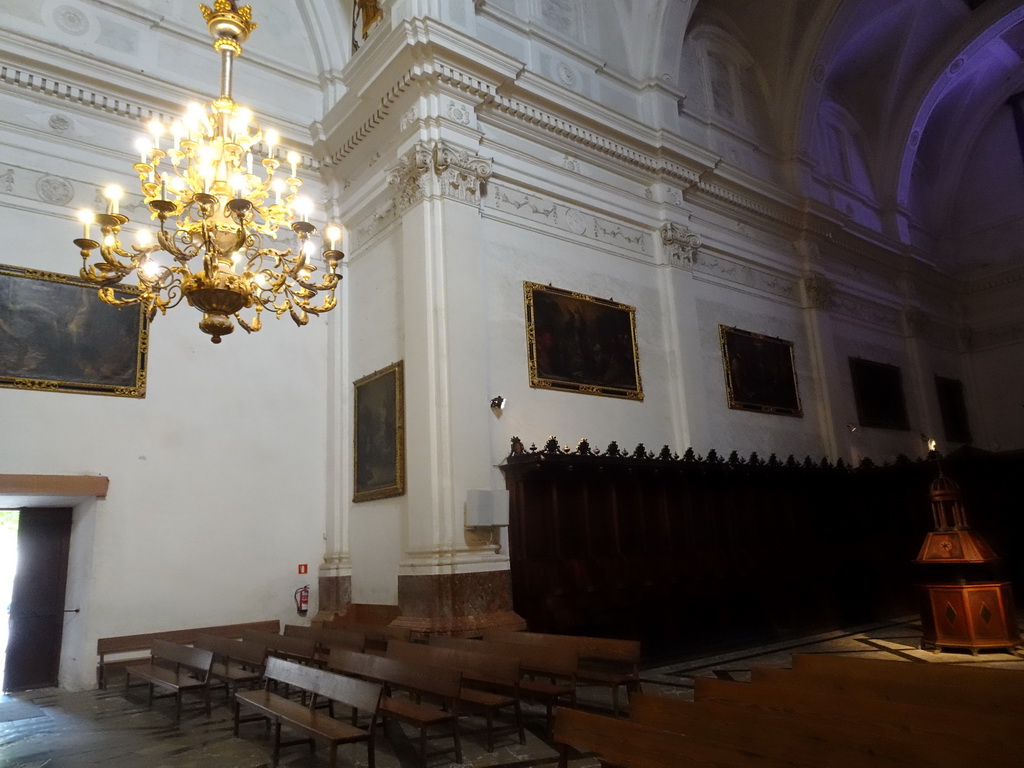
[524,282,643,400]
[849,357,910,430]
[353,361,405,502]
[719,326,802,416]
[934,375,972,444]
[0,264,148,398]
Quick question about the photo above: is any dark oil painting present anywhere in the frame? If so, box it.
[353,360,405,502]
[720,326,802,416]
[0,264,147,398]
[849,357,910,430]
[935,375,972,444]
[524,282,642,400]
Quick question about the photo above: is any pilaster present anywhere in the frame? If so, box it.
[386,138,524,633]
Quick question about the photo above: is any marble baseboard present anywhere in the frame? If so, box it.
[314,573,351,622]
[394,569,525,636]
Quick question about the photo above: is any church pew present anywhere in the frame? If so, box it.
[322,618,411,655]
[96,619,279,689]
[386,640,525,750]
[632,689,1018,768]
[428,635,576,734]
[483,629,641,715]
[751,664,1022,717]
[693,675,1022,754]
[791,652,1024,703]
[553,706,817,768]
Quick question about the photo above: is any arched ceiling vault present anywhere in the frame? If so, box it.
[683,0,1024,276]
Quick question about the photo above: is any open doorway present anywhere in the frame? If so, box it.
[0,509,17,689]
[2,508,72,692]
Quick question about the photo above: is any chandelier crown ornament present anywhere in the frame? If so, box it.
[73,2,343,343]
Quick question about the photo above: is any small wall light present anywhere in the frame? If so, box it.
[490,396,506,416]
[846,423,857,433]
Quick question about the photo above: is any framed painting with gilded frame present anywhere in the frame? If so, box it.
[849,357,910,430]
[353,360,405,502]
[0,264,148,398]
[524,282,643,400]
[719,325,802,416]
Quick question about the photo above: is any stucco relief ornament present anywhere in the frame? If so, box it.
[446,100,471,126]
[803,273,836,310]
[54,5,89,35]
[48,114,73,134]
[660,222,701,267]
[37,175,74,205]
[386,144,432,211]
[557,63,576,87]
[432,141,492,205]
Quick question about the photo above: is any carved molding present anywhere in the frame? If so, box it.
[433,141,492,204]
[692,252,797,301]
[963,321,1024,351]
[385,141,493,211]
[660,222,701,267]
[803,272,837,310]
[485,182,652,258]
[385,143,432,212]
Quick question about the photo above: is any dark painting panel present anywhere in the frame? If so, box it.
[353,361,405,502]
[935,375,972,444]
[849,357,909,430]
[719,326,802,416]
[0,265,147,397]
[525,282,642,400]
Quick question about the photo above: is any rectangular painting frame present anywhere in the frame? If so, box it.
[719,325,803,417]
[934,374,972,444]
[353,360,405,502]
[849,357,910,430]
[524,282,643,401]
[0,264,148,398]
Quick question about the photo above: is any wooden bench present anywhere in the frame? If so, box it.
[554,705,809,768]
[428,635,576,734]
[790,652,1024,711]
[327,647,463,765]
[284,624,366,662]
[124,639,214,725]
[751,664,1022,717]
[241,629,317,666]
[194,634,267,700]
[385,639,525,750]
[485,629,641,715]
[96,619,279,688]
[234,656,383,768]
[629,690,1015,768]
[322,618,412,655]
[694,676,1022,757]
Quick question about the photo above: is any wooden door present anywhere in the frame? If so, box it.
[3,507,72,691]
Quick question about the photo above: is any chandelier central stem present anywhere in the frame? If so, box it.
[219,48,235,101]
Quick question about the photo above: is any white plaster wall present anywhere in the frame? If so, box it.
[0,5,335,688]
[344,225,404,605]
[691,287,826,460]
[482,219,674,461]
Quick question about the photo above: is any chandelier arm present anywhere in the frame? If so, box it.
[97,286,142,307]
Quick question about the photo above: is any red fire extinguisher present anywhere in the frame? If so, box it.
[294,585,309,615]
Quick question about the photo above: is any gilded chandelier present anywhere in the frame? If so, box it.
[73,1,343,343]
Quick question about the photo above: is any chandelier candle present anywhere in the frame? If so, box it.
[73,0,344,343]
